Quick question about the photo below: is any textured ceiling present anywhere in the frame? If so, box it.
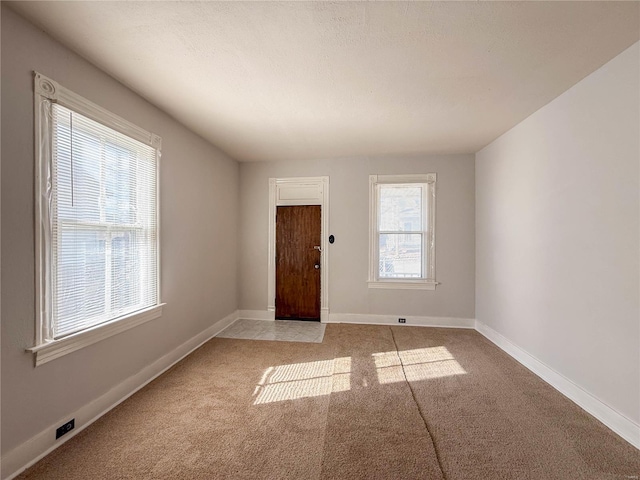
[8,1,640,162]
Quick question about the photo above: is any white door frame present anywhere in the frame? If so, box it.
[268,176,329,322]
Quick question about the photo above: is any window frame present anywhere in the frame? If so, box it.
[368,174,437,290]
[29,72,164,366]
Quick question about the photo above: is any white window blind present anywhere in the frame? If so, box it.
[50,104,159,338]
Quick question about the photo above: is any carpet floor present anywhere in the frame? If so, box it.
[16,324,639,479]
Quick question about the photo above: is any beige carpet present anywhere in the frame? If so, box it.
[16,324,640,479]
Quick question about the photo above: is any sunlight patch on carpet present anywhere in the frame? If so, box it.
[253,357,352,404]
[373,346,466,384]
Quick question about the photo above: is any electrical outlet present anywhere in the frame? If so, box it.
[56,419,75,439]
[398,318,406,324]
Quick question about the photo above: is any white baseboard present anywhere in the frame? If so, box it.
[2,310,240,480]
[237,310,474,329]
[238,309,275,321]
[475,320,640,450]
[327,313,475,329]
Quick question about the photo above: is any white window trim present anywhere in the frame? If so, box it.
[29,72,164,366]
[368,173,438,290]
[27,306,163,367]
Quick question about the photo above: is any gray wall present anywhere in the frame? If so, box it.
[239,155,475,318]
[476,42,639,423]
[1,5,239,454]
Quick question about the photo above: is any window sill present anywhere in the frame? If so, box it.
[27,304,165,366]
[368,281,438,290]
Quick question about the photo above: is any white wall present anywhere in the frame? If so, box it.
[239,154,475,320]
[476,42,639,424]
[1,4,239,458]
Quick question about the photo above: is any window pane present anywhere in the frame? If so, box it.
[104,143,137,225]
[379,233,422,278]
[55,114,102,223]
[111,231,141,313]
[55,230,106,336]
[379,185,422,231]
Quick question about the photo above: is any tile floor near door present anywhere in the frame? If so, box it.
[217,318,326,343]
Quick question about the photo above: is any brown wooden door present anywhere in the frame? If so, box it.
[275,205,321,321]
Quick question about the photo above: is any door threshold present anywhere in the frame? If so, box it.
[276,317,320,322]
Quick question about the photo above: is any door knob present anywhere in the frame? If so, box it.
[314,264,320,269]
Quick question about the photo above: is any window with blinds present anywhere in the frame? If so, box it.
[49,104,159,339]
